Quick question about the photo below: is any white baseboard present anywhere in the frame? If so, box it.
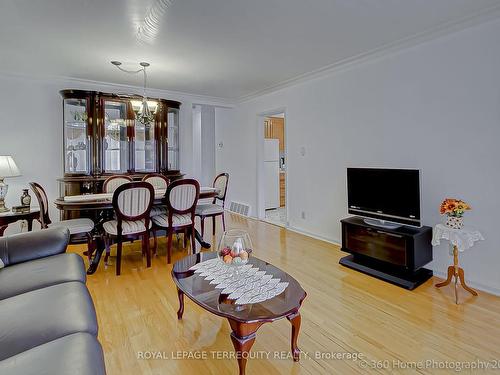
[286,225,341,247]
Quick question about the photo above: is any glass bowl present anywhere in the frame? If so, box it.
[217,229,252,267]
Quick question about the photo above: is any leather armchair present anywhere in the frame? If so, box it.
[0,228,106,374]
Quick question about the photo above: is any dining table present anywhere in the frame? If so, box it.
[54,187,219,274]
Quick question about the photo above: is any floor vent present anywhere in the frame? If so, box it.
[229,201,251,217]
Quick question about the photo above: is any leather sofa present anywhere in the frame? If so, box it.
[0,227,106,375]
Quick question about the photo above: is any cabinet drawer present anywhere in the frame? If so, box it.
[344,226,407,266]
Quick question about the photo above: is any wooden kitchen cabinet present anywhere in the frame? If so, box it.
[265,117,285,153]
[280,173,286,207]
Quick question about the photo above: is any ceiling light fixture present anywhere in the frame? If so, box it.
[111,61,158,125]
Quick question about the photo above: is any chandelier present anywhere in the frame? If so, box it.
[111,61,158,125]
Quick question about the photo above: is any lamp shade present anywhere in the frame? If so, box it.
[0,156,21,177]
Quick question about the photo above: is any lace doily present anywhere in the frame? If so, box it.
[432,224,484,252]
[189,258,288,305]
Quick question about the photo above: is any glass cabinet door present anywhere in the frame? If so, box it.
[134,120,156,172]
[167,108,179,170]
[103,101,129,173]
[63,98,90,174]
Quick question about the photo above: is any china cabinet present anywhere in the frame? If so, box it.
[59,90,181,200]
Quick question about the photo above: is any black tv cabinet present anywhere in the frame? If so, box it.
[339,217,433,290]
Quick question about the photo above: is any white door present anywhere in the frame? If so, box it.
[264,161,280,209]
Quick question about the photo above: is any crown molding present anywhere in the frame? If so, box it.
[0,71,236,108]
[237,4,500,103]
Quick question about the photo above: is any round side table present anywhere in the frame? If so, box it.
[432,224,484,304]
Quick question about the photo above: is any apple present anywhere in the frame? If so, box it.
[220,247,231,257]
[223,255,232,264]
[240,250,248,261]
[230,250,239,258]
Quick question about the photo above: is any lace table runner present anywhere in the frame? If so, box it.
[189,258,288,305]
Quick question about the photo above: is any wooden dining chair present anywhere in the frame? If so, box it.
[151,179,200,264]
[142,173,169,189]
[103,175,133,193]
[29,182,95,254]
[195,173,229,236]
[102,181,154,276]
[142,173,170,217]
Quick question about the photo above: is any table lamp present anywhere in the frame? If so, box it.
[0,156,21,212]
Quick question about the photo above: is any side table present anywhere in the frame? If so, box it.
[0,208,40,236]
[432,223,484,304]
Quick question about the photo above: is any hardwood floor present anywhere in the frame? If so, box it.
[71,213,500,374]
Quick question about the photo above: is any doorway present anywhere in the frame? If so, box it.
[261,113,287,227]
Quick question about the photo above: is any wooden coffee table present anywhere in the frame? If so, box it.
[172,252,307,375]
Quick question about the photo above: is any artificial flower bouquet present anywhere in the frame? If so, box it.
[439,198,471,229]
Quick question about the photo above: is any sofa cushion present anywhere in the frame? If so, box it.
[152,213,192,227]
[0,333,106,375]
[195,203,224,216]
[0,253,86,300]
[0,282,98,360]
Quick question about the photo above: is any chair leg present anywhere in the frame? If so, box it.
[183,228,188,248]
[201,217,205,237]
[144,232,151,268]
[167,228,173,264]
[104,235,111,265]
[86,233,94,262]
[116,236,122,276]
[153,228,158,256]
[222,212,226,232]
[191,225,197,255]
[212,216,216,236]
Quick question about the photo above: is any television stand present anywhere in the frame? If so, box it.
[340,217,433,290]
[363,218,402,230]
[340,255,433,290]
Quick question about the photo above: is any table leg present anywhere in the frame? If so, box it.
[27,218,34,232]
[228,320,264,375]
[177,287,184,320]
[195,228,211,249]
[87,236,105,275]
[287,312,302,361]
[435,266,454,288]
[458,267,478,296]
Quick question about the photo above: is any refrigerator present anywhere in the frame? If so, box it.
[264,139,280,209]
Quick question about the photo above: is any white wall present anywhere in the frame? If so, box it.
[0,74,231,235]
[219,18,500,294]
[200,105,216,186]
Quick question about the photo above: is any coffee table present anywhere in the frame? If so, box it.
[172,252,307,375]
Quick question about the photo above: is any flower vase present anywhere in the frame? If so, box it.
[445,215,463,230]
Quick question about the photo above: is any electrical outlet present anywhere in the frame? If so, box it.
[301,211,306,220]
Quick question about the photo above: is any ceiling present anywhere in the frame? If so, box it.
[1,0,500,100]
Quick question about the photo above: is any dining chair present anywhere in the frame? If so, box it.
[103,175,133,193]
[29,182,95,254]
[195,173,229,237]
[152,179,200,264]
[142,173,170,217]
[102,181,154,276]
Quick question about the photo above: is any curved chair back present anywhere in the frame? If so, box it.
[112,182,155,222]
[103,175,133,193]
[29,182,51,228]
[142,174,169,190]
[165,179,200,215]
[213,173,229,203]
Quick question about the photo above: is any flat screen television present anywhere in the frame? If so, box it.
[347,168,421,227]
